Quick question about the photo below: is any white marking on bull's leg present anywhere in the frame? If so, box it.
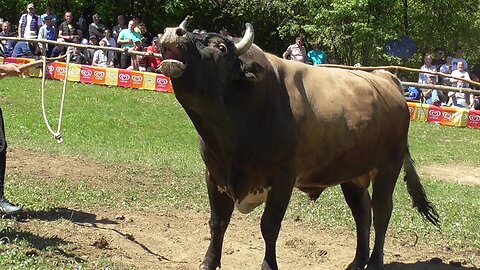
[217,186,228,194]
[235,187,271,214]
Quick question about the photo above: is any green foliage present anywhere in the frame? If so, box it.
[3,0,480,65]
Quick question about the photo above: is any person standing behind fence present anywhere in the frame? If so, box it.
[40,6,57,26]
[38,15,57,57]
[431,48,445,72]
[117,20,141,69]
[18,4,43,39]
[306,42,328,65]
[88,14,105,41]
[282,36,307,63]
[418,53,438,84]
[448,61,473,108]
[451,47,468,71]
[58,12,82,43]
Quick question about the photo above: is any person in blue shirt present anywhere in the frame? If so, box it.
[307,43,328,66]
[38,15,57,56]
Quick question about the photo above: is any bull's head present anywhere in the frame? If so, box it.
[159,23,255,81]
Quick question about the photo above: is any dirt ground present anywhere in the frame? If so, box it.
[5,149,480,270]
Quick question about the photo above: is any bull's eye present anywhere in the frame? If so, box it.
[218,44,228,54]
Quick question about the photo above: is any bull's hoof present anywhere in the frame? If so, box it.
[365,263,385,270]
[345,257,368,270]
[261,260,276,270]
[199,261,221,270]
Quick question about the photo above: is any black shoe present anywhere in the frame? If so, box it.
[0,198,22,215]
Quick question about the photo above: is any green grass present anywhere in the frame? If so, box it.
[0,77,479,267]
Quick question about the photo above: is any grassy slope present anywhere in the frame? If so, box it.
[0,77,479,268]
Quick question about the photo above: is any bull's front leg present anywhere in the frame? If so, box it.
[200,170,234,270]
[260,171,295,270]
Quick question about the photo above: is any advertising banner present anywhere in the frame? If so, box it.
[80,65,94,84]
[131,71,144,89]
[440,107,468,127]
[427,105,442,124]
[46,63,55,78]
[143,72,157,91]
[92,67,106,85]
[467,110,480,129]
[105,68,119,86]
[67,64,81,82]
[117,69,132,88]
[53,61,67,80]
[155,74,171,92]
[407,102,429,121]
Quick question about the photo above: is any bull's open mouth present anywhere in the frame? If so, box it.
[160,44,187,78]
[163,44,184,62]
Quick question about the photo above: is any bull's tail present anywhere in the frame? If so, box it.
[403,145,440,227]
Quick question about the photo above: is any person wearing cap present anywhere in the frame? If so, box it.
[18,3,43,39]
[85,35,99,64]
[88,13,105,41]
[38,15,57,57]
[0,63,36,214]
[117,20,142,69]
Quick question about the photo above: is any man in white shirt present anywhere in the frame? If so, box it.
[451,47,468,71]
[17,3,43,38]
[282,36,307,63]
[449,61,473,107]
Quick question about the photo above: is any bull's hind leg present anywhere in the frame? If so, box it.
[341,182,372,270]
[200,170,234,270]
[261,172,295,270]
[367,159,403,270]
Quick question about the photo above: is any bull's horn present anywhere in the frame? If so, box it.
[179,15,192,29]
[235,23,254,56]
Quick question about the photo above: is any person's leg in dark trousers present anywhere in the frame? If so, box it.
[120,52,132,69]
[0,108,22,215]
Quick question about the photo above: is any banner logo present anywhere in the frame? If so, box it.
[119,74,130,81]
[442,112,453,120]
[81,69,93,77]
[56,67,66,74]
[132,75,143,82]
[156,78,168,86]
[469,114,480,122]
[428,110,441,117]
[94,71,105,78]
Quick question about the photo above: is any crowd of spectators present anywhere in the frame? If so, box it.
[0,4,163,73]
[408,47,479,110]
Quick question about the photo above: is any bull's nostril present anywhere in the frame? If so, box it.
[176,27,187,36]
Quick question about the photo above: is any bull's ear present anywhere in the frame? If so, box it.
[240,58,265,81]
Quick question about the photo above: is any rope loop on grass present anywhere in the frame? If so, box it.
[41,51,71,144]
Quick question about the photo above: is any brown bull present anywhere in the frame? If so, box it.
[159,23,439,270]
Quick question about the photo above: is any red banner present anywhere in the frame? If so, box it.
[80,66,94,84]
[117,69,132,88]
[155,74,171,92]
[467,110,480,129]
[427,105,442,124]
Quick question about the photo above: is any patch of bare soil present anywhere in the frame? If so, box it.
[14,208,479,270]
[5,149,480,270]
[418,164,480,186]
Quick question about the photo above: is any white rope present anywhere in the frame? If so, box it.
[40,52,71,143]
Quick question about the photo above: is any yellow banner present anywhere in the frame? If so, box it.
[143,72,156,90]
[105,68,119,86]
[67,64,81,82]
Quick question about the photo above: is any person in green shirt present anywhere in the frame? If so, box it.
[307,43,328,66]
[117,20,142,69]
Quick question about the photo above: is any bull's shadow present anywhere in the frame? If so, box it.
[17,207,118,225]
[386,261,480,270]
